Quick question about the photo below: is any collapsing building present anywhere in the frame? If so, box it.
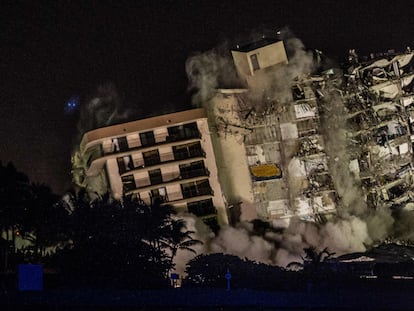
[344,50,414,210]
[72,35,414,227]
[204,37,336,223]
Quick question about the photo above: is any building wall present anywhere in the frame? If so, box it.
[205,92,257,221]
[231,40,288,82]
[77,109,228,226]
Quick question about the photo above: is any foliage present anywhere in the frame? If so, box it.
[286,247,336,277]
[0,162,67,271]
[184,253,294,290]
[54,194,200,289]
[0,162,202,288]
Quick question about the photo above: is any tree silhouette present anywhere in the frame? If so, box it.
[21,183,69,262]
[54,194,178,288]
[0,162,32,271]
[287,247,336,275]
[184,253,290,290]
[162,218,203,270]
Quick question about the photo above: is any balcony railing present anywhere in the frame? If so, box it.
[102,130,201,156]
[188,204,217,217]
[181,168,209,179]
[121,149,206,174]
[166,131,201,142]
[182,186,213,199]
[129,169,209,191]
[174,149,204,161]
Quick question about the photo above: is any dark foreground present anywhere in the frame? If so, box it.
[2,281,414,311]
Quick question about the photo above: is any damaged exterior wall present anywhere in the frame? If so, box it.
[345,50,414,210]
[206,38,336,223]
[72,37,414,227]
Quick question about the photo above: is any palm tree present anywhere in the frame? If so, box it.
[162,218,203,272]
[287,247,335,274]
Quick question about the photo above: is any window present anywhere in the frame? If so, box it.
[122,175,136,192]
[250,54,260,71]
[112,136,128,152]
[187,199,216,217]
[140,131,155,147]
[167,122,199,141]
[151,187,167,203]
[148,169,163,185]
[142,149,160,166]
[117,155,134,174]
[181,179,212,198]
[173,142,203,160]
[179,160,206,179]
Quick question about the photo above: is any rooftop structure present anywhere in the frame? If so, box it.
[231,37,288,88]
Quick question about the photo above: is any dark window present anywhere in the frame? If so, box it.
[250,54,260,71]
[117,155,134,174]
[179,161,207,179]
[167,122,199,141]
[151,187,167,203]
[112,136,128,152]
[187,199,216,217]
[149,169,163,185]
[292,85,305,100]
[173,142,203,160]
[142,149,160,166]
[140,131,155,147]
[122,175,136,192]
[181,179,212,198]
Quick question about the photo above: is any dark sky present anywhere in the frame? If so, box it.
[1,0,414,194]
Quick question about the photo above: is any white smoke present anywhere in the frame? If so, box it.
[185,45,244,106]
[210,224,274,263]
[182,30,412,270]
[77,82,133,135]
[172,213,214,275]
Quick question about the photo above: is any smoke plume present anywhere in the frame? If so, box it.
[77,82,133,135]
[185,45,243,106]
[183,30,412,269]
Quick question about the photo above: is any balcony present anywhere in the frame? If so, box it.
[120,146,206,175]
[167,122,201,142]
[101,124,201,156]
[166,131,201,142]
[181,180,213,199]
[181,168,209,179]
[187,199,217,217]
[126,167,209,192]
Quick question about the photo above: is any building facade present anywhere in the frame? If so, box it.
[205,37,337,223]
[344,50,414,209]
[72,108,228,227]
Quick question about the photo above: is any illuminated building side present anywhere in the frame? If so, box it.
[73,108,228,227]
[206,37,337,222]
[345,51,414,209]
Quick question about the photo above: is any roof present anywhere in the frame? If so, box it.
[80,108,207,150]
[232,37,280,53]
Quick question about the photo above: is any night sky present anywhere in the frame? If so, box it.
[2,0,414,194]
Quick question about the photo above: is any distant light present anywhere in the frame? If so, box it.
[64,95,80,115]
[393,276,414,280]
